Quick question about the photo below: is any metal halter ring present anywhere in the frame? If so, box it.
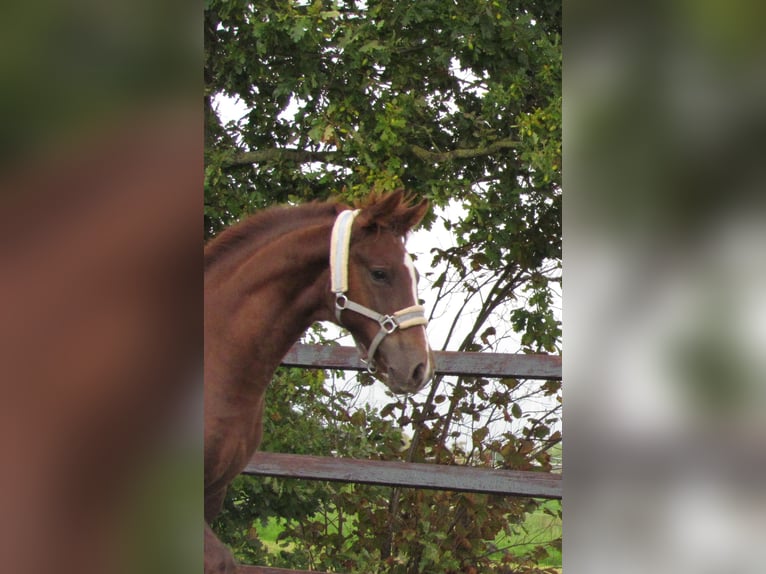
[379,316,398,334]
[363,359,378,375]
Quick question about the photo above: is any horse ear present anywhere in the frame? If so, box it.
[398,197,429,232]
[359,189,405,223]
[357,190,429,234]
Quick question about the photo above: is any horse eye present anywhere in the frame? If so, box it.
[370,269,388,282]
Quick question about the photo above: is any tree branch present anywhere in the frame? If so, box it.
[223,148,347,168]
[222,139,520,168]
[410,139,519,163]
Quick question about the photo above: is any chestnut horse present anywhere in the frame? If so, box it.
[204,190,435,573]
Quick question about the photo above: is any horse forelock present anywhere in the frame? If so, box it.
[354,189,427,236]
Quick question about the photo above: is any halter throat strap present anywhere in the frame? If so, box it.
[329,209,427,373]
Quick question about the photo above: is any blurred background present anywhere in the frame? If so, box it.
[565,1,766,573]
[0,2,202,574]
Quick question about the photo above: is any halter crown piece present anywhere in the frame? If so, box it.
[330,208,428,373]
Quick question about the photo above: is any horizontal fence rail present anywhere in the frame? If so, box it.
[268,344,562,498]
[282,343,562,380]
[245,452,562,499]
[238,567,310,574]
[237,344,563,573]
[238,567,338,574]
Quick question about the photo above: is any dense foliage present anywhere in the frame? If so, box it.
[205,0,561,571]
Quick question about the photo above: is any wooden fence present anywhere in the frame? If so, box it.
[238,343,562,574]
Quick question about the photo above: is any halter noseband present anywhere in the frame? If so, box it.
[330,209,428,374]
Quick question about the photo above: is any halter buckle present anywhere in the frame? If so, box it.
[379,315,398,334]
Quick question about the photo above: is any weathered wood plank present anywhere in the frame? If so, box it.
[244,452,562,499]
[238,566,323,574]
[281,343,561,380]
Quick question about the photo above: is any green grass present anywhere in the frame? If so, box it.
[494,500,561,562]
[256,499,561,567]
[257,518,288,553]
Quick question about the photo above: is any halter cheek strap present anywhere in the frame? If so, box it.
[329,209,428,373]
[330,209,358,297]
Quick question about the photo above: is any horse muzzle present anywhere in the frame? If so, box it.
[373,341,434,395]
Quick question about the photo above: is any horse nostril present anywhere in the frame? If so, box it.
[411,362,426,385]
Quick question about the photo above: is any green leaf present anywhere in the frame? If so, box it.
[472,426,490,447]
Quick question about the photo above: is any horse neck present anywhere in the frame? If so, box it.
[205,215,335,388]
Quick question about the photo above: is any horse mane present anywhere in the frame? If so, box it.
[204,190,424,272]
[204,200,342,272]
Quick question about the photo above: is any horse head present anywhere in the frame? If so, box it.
[330,190,435,394]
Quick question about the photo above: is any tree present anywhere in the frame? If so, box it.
[205,0,561,571]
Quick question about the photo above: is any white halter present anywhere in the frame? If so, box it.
[330,209,428,373]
